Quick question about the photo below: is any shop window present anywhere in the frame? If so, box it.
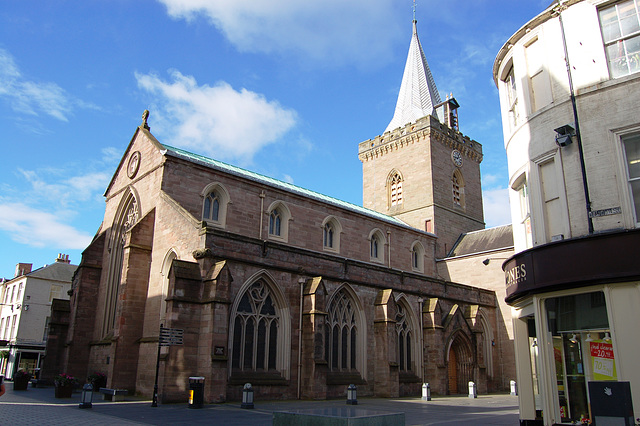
[545,292,613,424]
[599,0,640,78]
[622,132,640,224]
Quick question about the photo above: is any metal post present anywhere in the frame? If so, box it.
[152,323,163,407]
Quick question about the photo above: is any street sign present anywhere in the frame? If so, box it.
[159,327,184,346]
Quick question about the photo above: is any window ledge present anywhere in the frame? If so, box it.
[326,371,365,386]
[229,371,288,386]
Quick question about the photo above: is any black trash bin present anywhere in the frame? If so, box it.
[188,377,205,409]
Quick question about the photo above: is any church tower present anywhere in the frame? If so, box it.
[359,18,485,258]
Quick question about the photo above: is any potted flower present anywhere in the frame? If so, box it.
[13,369,31,391]
[87,372,107,391]
[54,373,77,398]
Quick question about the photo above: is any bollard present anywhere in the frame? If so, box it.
[422,383,431,401]
[510,380,517,396]
[241,383,254,409]
[79,383,94,408]
[346,384,358,405]
[468,381,477,399]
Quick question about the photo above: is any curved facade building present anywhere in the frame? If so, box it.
[494,1,640,424]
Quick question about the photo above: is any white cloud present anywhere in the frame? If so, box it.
[0,202,93,249]
[0,48,74,121]
[482,187,512,228]
[158,0,401,66]
[136,70,297,162]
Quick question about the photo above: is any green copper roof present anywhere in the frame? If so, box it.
[161,144,413,229]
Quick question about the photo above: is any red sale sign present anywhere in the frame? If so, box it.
[590,342,614,359]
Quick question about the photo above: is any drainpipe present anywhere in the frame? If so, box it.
[297,278,305,399]
[259,191,265,238]
[418,298,424,382]
[387,231,392,268]
[556,3,594,234]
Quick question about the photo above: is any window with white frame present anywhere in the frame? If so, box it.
[622,133,640,223]
[503,64,520,131]
[514,175,533,249]
[43,316,50,341]
[599,0,640,78]
[525,37,553,113]
[267,201,291,242]
[10,314,17,339]
[0,317,4,339]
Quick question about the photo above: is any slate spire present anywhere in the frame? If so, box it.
[384,19,441,134]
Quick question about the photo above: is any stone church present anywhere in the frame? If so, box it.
[44,19,514,402]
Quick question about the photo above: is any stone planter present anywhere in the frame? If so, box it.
[55,383,74,398]
[13,376,30,391]
[91,377,107,392]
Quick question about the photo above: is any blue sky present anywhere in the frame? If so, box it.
[0,0,548,275]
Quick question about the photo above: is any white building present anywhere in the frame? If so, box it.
[0,254,76,379]
[493,0,640,425]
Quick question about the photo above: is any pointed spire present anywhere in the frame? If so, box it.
[384,19,441,134]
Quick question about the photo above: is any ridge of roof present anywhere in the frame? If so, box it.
[385,20,441,134]
[160,144,427,232]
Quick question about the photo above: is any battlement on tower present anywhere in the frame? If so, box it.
[358,115,483,164]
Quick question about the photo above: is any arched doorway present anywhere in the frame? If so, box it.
[447,334,474,394]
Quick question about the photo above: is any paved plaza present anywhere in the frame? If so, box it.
[0,384,519,425]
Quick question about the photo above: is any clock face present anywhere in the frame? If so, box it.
[451,150,463,167]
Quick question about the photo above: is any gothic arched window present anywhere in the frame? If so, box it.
[453,170,465,208]
[324,223,334,248]
[388,171,404,207]
[269,209,282,236]
[204,191,220,221]
[201,183,230,228]
[326,289,358,371]
[396,303,413,372]
[369,229,385,263]
[231,280,280,372]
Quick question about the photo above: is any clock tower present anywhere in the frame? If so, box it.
[359,19,485,258]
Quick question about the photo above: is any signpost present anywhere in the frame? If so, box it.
[152,325,184,407]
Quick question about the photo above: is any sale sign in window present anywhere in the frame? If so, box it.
[589,341,617,380]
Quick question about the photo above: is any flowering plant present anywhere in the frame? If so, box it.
[87,372,106,382]
[54,373,77,387]
[14,369,31,380]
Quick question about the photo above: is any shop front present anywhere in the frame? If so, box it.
[504,229,640,426]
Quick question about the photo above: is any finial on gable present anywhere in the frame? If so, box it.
[141,109,150,130]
